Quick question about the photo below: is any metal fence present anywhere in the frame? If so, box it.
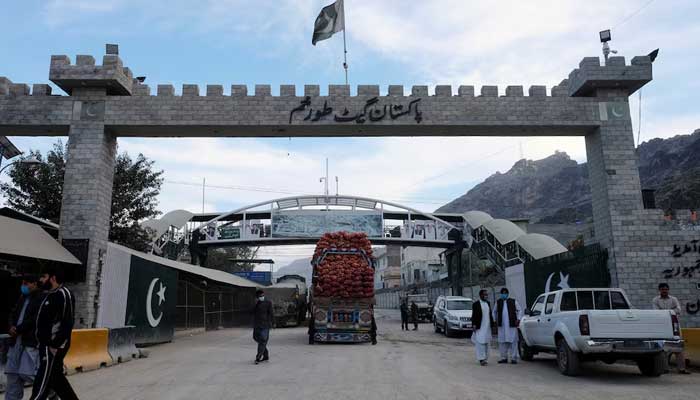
[176,280,256,331]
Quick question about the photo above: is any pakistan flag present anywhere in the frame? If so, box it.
[312,0,345,45]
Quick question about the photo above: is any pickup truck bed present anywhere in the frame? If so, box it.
[519,288,683,376]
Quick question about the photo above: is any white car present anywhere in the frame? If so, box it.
[518,288,684,376]
[432,296,474,337]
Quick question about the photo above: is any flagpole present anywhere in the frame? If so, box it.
[342,29,348,85]
[341,0,348,86]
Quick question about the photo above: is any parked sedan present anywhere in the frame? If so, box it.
[433,296,474,337]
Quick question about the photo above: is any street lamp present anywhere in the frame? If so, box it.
[599,29,617,64]
[0,157,41,175]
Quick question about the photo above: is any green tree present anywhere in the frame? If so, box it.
[0,140,164,251]
[206,246,260,273]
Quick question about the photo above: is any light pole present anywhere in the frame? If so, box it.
[0,157,42,175]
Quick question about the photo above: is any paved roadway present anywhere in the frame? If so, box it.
[47,309,698,400]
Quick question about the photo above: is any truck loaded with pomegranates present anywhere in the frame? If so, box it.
[308,232,376,344]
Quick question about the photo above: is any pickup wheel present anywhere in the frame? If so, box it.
[556,339,581,376]
[637,353,664,377]
[518,333,535,362]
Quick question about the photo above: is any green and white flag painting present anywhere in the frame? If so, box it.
[312,0,345,45]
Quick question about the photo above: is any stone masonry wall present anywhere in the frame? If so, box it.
[59,87,116,328]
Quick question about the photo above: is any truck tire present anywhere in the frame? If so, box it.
[637,353,664,377]
[444,322,453,338]
[518,333,535,362]
[556,339,581,376]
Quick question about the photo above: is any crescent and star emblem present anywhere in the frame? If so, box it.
[146,278,166,327]
[544,272,571,293]
[610,104,625,118]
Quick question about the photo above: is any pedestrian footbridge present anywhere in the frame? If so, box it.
[143,195,567,268]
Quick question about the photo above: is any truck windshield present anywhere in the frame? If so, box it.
[447,300,472,310]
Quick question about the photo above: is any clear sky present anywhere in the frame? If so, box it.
[1,0,698,266]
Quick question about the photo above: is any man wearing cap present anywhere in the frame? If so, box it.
[252,289,273,364]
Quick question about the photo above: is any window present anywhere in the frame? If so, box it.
[447,300,472,310]
[560,291,577,311]
[594,290,611,310]
[545,294,556,314]
[439,300,445,309]
[577,291,594,310]
[611,291,630,310]
[531,295,545,316]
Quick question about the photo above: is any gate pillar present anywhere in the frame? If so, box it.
[51,49,134,327]
[570,56,653,291]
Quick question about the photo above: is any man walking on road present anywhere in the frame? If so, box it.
[492,288,522,365]
[30,267,79,400]
[410,301,419,331]
[5,275,45,400]
[400,300,409,331]
[471,289,494,366]
[652,283,690,374]
[253,289,273,364]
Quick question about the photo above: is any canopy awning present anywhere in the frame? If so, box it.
[0,215,81,264]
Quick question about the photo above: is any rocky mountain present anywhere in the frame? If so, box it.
[437,129,700,222]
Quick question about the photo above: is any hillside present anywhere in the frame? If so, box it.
[437,129,700,222]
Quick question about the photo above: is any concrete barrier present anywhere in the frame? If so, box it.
[108,326,139,363]
[682,328,700,367]
[0,334,11,393]
[63,328,114,375]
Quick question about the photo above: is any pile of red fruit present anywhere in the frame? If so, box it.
[312,232,375,298]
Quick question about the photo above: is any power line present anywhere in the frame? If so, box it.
[612,0,655,30]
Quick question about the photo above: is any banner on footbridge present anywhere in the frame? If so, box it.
[271,210,382,238]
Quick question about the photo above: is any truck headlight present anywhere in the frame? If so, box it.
[448,315,458,321]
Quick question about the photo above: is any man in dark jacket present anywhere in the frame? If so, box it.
[471,289,495,366]
[252,289,273,364]
[30,267,79,400]
[5,275,44,400]
[410,301,419,331]
[399,300,409,331]
[492,287,523,364]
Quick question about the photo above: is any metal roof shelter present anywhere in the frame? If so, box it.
[0,136,21,159]
[463,210,494,229]
[0,207,59,238]
[516,233,568,260]
[482,218,524,244]
[0,215,80,264]
[109,242,259,288]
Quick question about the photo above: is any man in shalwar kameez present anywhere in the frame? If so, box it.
[471,289,495,366]
[492,287,523,364]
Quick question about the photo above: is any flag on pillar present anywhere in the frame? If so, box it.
[312,0,345,45]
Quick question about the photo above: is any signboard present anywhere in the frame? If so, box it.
[233,271,272,286]
[271,210,382,238]
[125,255,178,345]
[522,245,609,307]
[218,226,241,240]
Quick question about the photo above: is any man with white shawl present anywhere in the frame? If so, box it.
[492,287,523,364]
[471,289,494,366]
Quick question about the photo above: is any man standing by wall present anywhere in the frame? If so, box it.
[30,267,79,400]
[492,288,522,365]
[471,289,494,366]
[652,283,690,374]
[253,289,273,365]
[4,275,44,400]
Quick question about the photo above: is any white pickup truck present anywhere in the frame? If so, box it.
[518,288,684,376]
